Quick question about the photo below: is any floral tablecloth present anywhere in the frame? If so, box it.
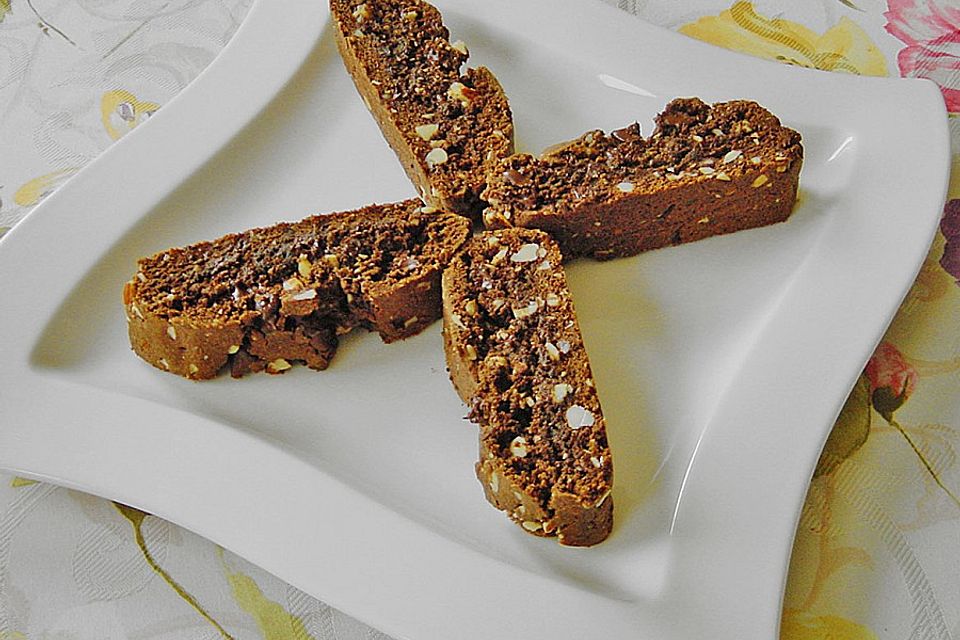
[1,0,958,638]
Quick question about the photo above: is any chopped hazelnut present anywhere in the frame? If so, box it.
[291,289,317,301]
[510,436,528,458]
[415,123,439,141]
[297,255,312,278]
[283,277,303,291]
[723,149,742,164]
[425,147,448,168]
[565,405,595,430]
[553,383,574,403]
[512,300,538,319]
[544,342,560,361]
[352,3,369,22]
[509,243,540,263]
[267,358,292,373]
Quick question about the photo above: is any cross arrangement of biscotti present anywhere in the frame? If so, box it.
[123,0,802,546]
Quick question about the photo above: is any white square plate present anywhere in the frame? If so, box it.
[0,0,949,638]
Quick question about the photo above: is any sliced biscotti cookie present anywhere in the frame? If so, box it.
[330,0,514,219]
[482,98,802,259]
[442,228,613,546]
[124,200,470,380]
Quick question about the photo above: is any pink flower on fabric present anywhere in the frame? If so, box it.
[940,199,960,284]
[864,341,918,418]
[885,0,960,45]
[897,42,960,111]
[884,0,960,112]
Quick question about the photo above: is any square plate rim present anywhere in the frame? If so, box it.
[0,0,950,638]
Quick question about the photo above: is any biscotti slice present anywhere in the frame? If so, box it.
[482,98,802,259]
[124,200,470,380]
[442,228,613,546]
[330,0,514,219]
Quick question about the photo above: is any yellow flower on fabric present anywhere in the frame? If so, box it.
[100,89,159,140]
[814,375,870,477]
[13,168,79,207]
[680,2,888,76]
[227,570,316,640]
[115,504,234,639]
[782,611,878,640]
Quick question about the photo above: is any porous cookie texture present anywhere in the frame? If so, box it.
[482,98,803,259]
[124,200,470,380]
[330,0,514,219]
[442,228,613,546]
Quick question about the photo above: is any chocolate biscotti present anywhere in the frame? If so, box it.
[330,0,514,219]
[124,200,470,379]
[442,228,613,546]
[482,98,802,259]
